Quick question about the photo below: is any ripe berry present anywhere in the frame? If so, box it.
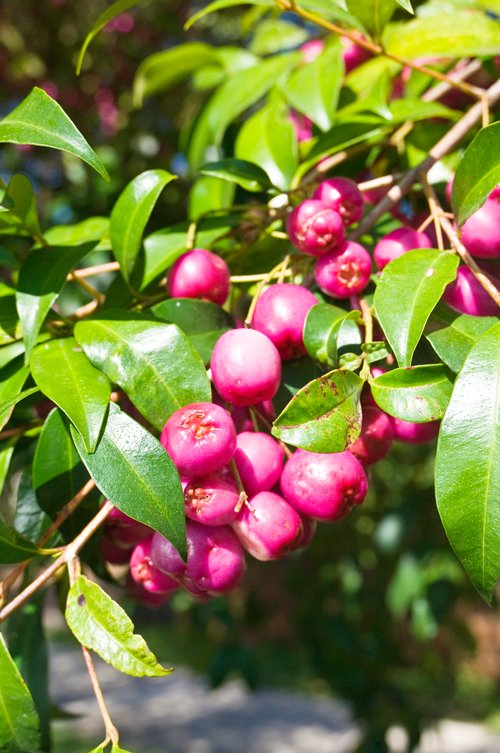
[129,537,180,594]
[211,329,282,406]
[251,283,318,360]
[151,532,186,576]
[349,405,393,465]
[233,431,285,497]
[166,248,230,305]
[183,521,246,595]
[391,417,440,444]
[280,449,368,521]
[373,226,432,271]
[160,402,236,476]
[101,535,134,565]
[341,36,372,72]
[232,491,303,561]
[300,39,324,63]
[313,177,364,226]
[104,505,151,547]
[291,515,317,550]
[460,196,500,259]
[314,241,372,299]
[443,265,500,317]
[184,472,239,526]
[286,199,345,257]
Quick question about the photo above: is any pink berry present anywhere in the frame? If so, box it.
[460,196,500,259]
[129,537,180,594]
[101,535,134,564]
[104,505,152,547]
[232,491,303,561]
[233,431,285,497]
[289,110,314,142]
[443,265,500,317]
[349,406,393,465]
[286,199,345,257]
[391,417,440,444]
[341,36,372,73]
[211,329,282,407]
[291,515,317,550]
[251,283,318,360]
[373,226,432,271]
[183,521,246,595]
[126,574,173,607]
[166,248,230,305]
[313,177,364,226]
[280,449,367,521]
[160,402,237,476]
[151,532,187,576]
[300,39,324,63]
[184,472,239,526]
[314,240,372,298]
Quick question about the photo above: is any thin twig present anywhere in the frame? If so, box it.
[420,173,444,250]
[67,261,120,279]
[229,459,249,513]
[68,271,105,304]
[0,421,43,441]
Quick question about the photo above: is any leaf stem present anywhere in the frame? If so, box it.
[229,458,249,513]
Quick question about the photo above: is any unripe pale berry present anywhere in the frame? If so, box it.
[166,248,230,305]
[286,199,345,257]
[314,241,372,299]
[443,265,500,317]
[313,177,364,226]
[391,417,440,444]
[251,283,318,360]
[160,402,236,476]
[183,520,246,595]
[211,329,282,406]
[349,405,393,465]
[233,431,285,497]
[280,449,367,521]
[232,491,303,561]
[460,196,500,259]
[129,537,180,594]
[184,472,239,526]
[373,226,432,271]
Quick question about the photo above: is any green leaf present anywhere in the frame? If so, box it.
[66,575,173,677]
[0,174,41,239]
[188,175,235,220]
[200,159,273,192]
[451,122,500,226]
[112,746,134,753]
[0,88,109,181]
[435,323,500,602]
[43,217,110,249]
[152,299,233,366]
[30,338,111,453]
[303,304,361,368]
[110,170,176,283]
[0,341,25,370]
[362,341,390,364]
[427,314,499,373]
[0,439,17,497]
[77,0,148,75]
[0,291,20,346]
[14,469,51,545]
[284,41,343,131]
[235,100,298,191]
[370,364,454,422]
[0,632,41,753]
[0,387,40,420]
[0,357,29,431]
[345,0,399,40]
[16,242,96,362]
[0,516,40,564]
[75,311,211,430]
[374,248,459,367]
[71,403,186,557]
[272,369,363,452]
[394,0,413,11]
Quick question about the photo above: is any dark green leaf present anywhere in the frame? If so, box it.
[0,357,29,431]
[16,242,96,362]
[75,311,211,430]
[0,515,40,564]
[0,88,109,181]
[71,403,186,557]
[0,291,20,346]
[427,314,499,373]
[30,338,111,453]
[0,632,41,753]
[374,248,459,367]
[272,369,363,452]
[371,364,454,421]
[14,469,51,544]
[303,304,360,368]
[0,174,41,239]
[451,122,500,226]
[66,575,173,677]
[200,158,273,192]
[0,386,40,418]
[0,439,17,497]
[435,323,500,602]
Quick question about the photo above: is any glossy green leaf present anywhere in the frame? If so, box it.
[200,158,273,192]
[235,101,298,191]
[0,633,41,753]
[0,174,41,240]
[427,314,499,373]
[0,515,40,564]
[374,249,459,367]
[66,575,173,677]
[77,0,148,74]
[71,403,186,557]
[451,122,500,226]
[272,369,363,452]
[362,341,390,364]
[0,341,25,370]
[16,242,95,362]
[0,387,40,419]
[75,311,211,430]
[345,0,399,40]
[43,217,110,249]
[284,41,343,131]
[0,88,109,181]
[110,170,176,283]
[435,323,500,602]
[30,338,111,453]
[394,0,413,11]
[0,357,29,431]
[152,299,233,366]
[303,305,361,368]
[371,365,454,422]
[13,469,50,546]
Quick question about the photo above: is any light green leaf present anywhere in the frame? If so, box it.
[345,0,399,39]
[0,174,41,240]
[427,314,499,373]
[43,217,110,249]
[0,633,41,753]
[371,364,454,422]
[451,122,500,226]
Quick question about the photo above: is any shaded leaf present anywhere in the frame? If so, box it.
[0,386,40,419]
[303,304,360,368]
[427,314,499,373]
[0,515,40,564]
[0,174,41,239]
[200,158,273,192]
[0,357,29,431]
[371,364,454,422]
[451,122,500,226]
[0,632,41,753]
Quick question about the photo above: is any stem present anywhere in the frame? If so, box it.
[244,259,288,326]
[0,421,43,441]
[229,459,249,513]
[420,173,444,251]
[66,261,120,279]
[359,297,373,381]
[0,555,65,622]
[68,271,105,304]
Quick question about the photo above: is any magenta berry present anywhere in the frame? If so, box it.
[314,241,372,299]
[341,36,372,72]
[232,491,303,561]
[233,431,285,497]
[211,329,282,407]
[280,449,367,521]
[183,521,246,595]
[166,248,230,305]
[160,402,236,476]
[313,177,364,226]
[291,515,317,550]
[373,226,432,271]
[129,537,180,594]
[251,283,317,360]
[126,574,173,607]
[460,196,500,259]
[151,532,187,576]
[349,406,393,465]
[101,535,134,565]
[286,199,345,257]
[184,472,239,526]
[391,417,440,444]
[104,505,151,547]
[443,265,500,317]
[300,38,324,63]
